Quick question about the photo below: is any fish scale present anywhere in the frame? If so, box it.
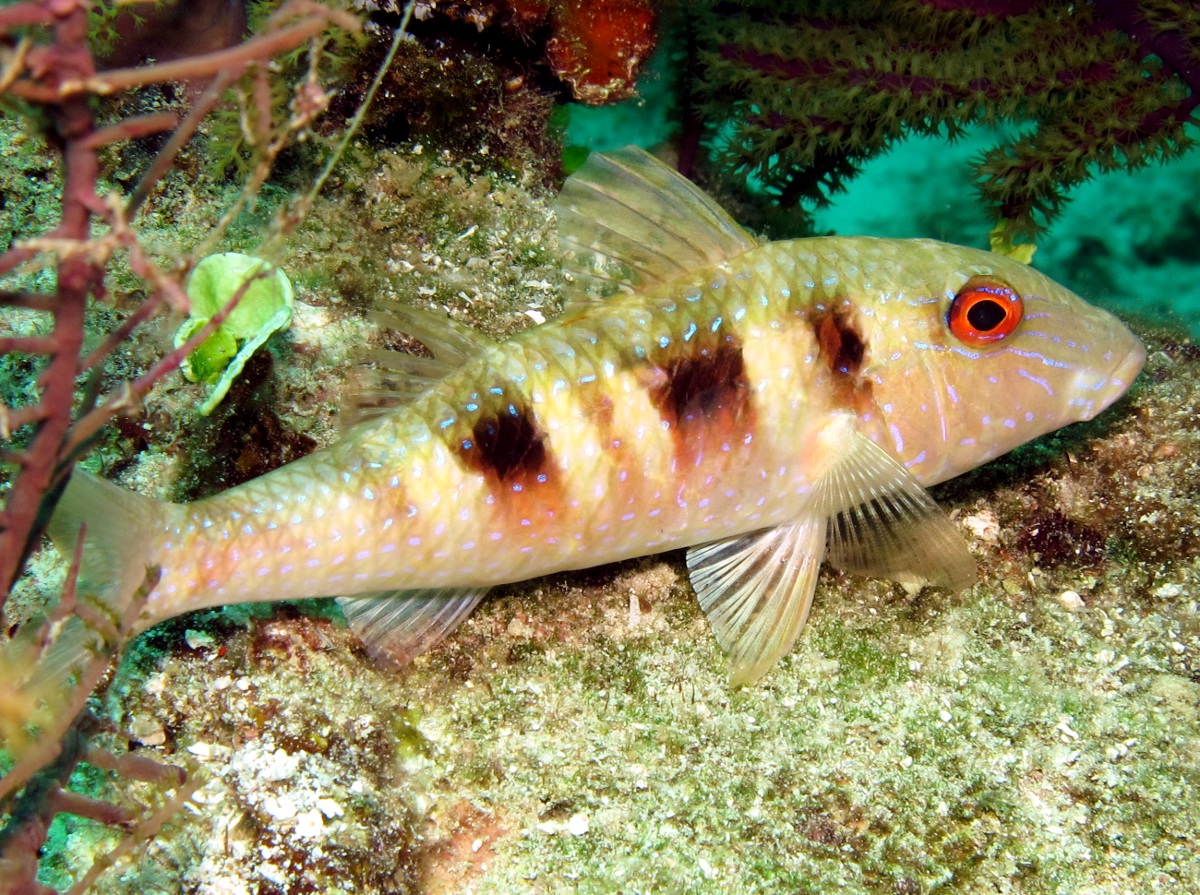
[46,147,1144,685]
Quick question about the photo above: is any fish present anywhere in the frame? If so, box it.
[45,147,1145,686]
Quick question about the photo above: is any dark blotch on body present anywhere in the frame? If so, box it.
[652,338,749,426]
[649,336,753,467]
[811,307,876,416]
[813,310,865,378]
[461,402,549,483]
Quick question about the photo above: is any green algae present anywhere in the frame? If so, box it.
[175,252,295,415]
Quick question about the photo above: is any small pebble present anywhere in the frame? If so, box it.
[568,813,590,836]
[1059,590,1085,610]
[185,629,215,650]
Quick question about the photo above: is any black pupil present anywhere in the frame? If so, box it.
[966,298,1007,331]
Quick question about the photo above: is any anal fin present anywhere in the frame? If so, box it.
[337,587,490,667]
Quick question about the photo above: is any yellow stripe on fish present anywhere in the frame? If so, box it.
[47,147,1145,686]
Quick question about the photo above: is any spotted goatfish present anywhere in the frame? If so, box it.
[47,148,1145,685]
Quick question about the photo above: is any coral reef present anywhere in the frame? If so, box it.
[329,29,562,186]
[366,0,659,105]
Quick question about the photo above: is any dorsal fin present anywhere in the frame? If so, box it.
[341,303,497,432]
[555,146,759,306]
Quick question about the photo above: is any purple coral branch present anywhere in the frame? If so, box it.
[918,0,1040,14]
[926,0,1200,102]
[721,47,952,97]
[1091,0,1200,100]
[720,45,1118,112]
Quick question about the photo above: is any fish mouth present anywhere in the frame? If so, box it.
[1097,340,1147,414]
[1112,341,1147,392]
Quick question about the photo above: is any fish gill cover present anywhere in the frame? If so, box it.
[0,2,1198,894]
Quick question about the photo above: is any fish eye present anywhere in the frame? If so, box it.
[947,276,1023,346]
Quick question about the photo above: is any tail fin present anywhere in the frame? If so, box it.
[33,470,168,685]
[2,473,166,778]
[47,470,165,609]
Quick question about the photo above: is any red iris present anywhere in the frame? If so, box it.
[947,277,1023,346]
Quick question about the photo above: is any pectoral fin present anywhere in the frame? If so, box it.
[688,430,976,686]
[687,516,825,687]
[816,432,977,592]
[338,586,490,666]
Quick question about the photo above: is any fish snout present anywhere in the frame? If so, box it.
[1083,336,1146,421]
[1113,340,1147,391]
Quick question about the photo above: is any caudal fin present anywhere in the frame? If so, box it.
[48,471,164,596]
[33,470,168,685]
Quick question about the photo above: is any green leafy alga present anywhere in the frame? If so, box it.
[175,252,294,415]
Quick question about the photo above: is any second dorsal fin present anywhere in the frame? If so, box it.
[341,303,497,432]
[555,147,759,305]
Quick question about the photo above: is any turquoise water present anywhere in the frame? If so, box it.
[810,128,1200,340]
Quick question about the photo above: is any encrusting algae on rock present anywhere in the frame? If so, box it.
[42,147,1144,690]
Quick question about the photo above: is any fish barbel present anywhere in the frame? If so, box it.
[48,148,1145,685]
